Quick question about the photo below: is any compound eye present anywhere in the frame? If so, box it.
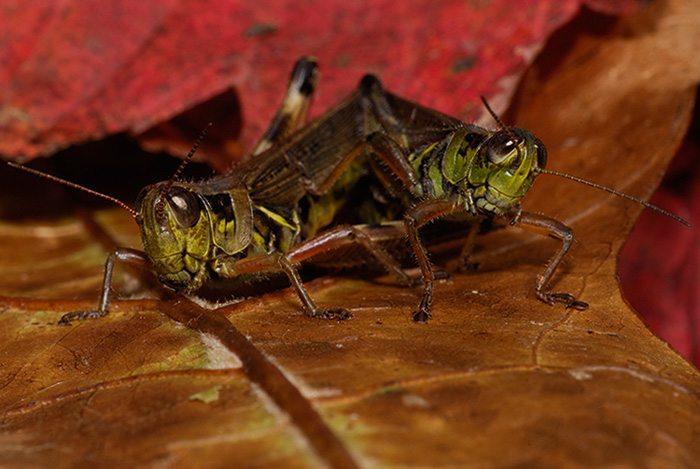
[535,139,547,169]
[165,187,200,228]
[485,131,519,165]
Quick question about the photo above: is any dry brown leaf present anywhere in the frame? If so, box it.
[1,1,700,467]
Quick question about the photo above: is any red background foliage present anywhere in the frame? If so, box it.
[1,0,637,158]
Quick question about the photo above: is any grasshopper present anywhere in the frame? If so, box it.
[8,57,419,324]
[330,75,691,321]
[9,58,688,324]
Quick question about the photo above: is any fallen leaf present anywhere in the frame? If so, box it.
[1,0,699,467]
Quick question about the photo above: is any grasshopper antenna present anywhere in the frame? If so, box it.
[537,168,691,227]
[6,161,140,220]
[156,122,213,221]
[481,96,523,160]
[480,96,511,133]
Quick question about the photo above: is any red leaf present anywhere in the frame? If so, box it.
[0,0,641,160]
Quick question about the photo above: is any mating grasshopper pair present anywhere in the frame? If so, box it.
[9,57,689,324]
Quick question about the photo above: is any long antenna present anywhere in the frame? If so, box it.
[156,122,213,222]
[7,161,140,220]
[538,168,691,227]
[480,96,522,160]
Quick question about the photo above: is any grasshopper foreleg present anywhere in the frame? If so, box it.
[59,248,152,325]
[512,211,589,310]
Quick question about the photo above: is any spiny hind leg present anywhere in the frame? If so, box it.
[251,57,319,156]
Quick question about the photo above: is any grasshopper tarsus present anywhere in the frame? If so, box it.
[406,277,424,288]
[412,310,432,323]
[540,291,589,311]
[412,285,434,322]
[567,300,589,311]
[57,314,74,326]
[311,308,353,321]
[58,309,107,326]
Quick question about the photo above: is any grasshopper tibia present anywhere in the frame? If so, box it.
[58,248,152,325]
[512,212,589,310]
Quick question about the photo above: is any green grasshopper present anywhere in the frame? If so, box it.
[8,57,419,324]
[333,75,691,321]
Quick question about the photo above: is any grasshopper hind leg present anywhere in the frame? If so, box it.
[250,57,319,156]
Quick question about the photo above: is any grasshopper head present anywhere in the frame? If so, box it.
[469,128,547,216]
[135,182,212,290]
